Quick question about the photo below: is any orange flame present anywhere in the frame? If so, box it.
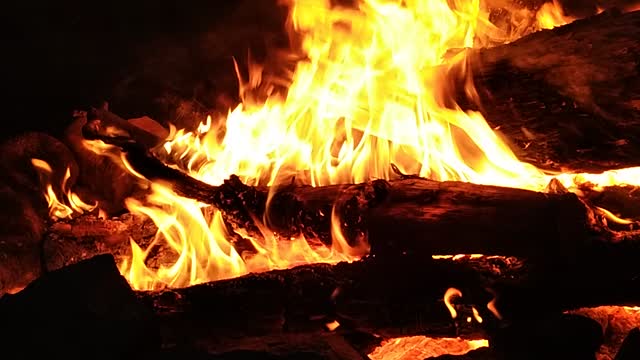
[535,1,575,29]
[444,287,463,319]
[80,0,640,290]
[31,158,97,221]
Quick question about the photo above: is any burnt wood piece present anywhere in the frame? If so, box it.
[0,255,158,359]
[43,213,158,272]
[490,313,603,360]
[89,103,165,149]
[451,9,640,173]
[82,120,603,258]
[616,328,640,360]
[569,306,640,359]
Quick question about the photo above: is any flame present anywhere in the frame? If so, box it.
[472,306,483,323]
[432,254,485,260]
[444,287,463,319]
[79,0,640,290]
[535,1,575,29]
[31,159,97,221]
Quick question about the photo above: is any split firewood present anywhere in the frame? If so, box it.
[448,9,640,173]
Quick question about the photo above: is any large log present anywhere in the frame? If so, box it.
[82,120,615,260]
[450,9,640,173]
[137,254,504,355]
[138,246,640,357]
[2,252,638,358]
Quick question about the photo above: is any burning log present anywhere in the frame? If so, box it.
[452,9,640,173]
[82,120,603,259]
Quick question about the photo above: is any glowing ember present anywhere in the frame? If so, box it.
[568,306,640,360]
[75,0,640,290]
[31,158,97,221]
[432,254,486,260]
[368,336,488,360]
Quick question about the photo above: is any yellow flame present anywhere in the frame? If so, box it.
[120,183,247,290]
[83,0,640,290]
[444,287,463,319]
[595,207,635,226]
[31,159,97,221]
[472,306,483,323]
[535,0,575,29]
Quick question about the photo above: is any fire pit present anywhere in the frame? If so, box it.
[2,1,640,359]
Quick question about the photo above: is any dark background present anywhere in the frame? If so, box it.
[1,0,636,142]
[1,0,287,141]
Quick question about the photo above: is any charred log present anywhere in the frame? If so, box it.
[141,250,640,358]
[0,254,508,357]
[2,250,638,358]
[135,255,502,350]
[451,9,640,173]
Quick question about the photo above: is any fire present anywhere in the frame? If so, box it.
[444,287,463,319]
[77,0,640,290]
[31,159,97,221]
[535,0,575,29]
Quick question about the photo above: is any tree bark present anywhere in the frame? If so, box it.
[450,9,640,173]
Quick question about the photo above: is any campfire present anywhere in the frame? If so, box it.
[2,0,640,359]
